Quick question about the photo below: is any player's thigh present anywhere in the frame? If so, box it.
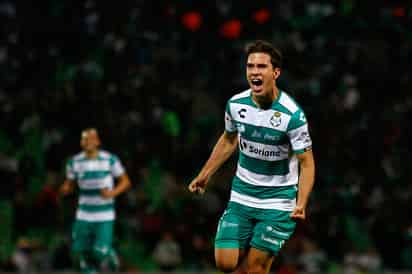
[250,209,296,256]
[214,202,253,270]
[246,247,274,274]
[72,220,92,253]
[215,202,254,250]
[93,221,114,252]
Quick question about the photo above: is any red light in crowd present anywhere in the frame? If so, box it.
[220,19,242,39]
[393,6,405,17]
[253,8,271,24]
[181,11,202,31]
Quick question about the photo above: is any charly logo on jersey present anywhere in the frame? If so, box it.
[238,108,247,119]
[270,111,282,127]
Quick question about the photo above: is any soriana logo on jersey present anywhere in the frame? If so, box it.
[239,137,287,161]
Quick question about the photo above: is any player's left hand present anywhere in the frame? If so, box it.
[100,188,116,199]
[290,206,306,220]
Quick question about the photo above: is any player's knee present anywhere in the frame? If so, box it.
[215,248,241,273]
[246,264,266,274]
[92,246,109,261]
[215,259,238,273]
[247,258,269,274]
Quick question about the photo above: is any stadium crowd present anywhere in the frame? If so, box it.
[0,0,411,273]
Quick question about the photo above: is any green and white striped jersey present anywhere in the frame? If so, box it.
[225,89,312,211]
[66,150,125,222]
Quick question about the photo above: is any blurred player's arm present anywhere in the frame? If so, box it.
[101,173,131,199]
[188,130,238,194]
[60,179,75,196]
[290,150,315,220]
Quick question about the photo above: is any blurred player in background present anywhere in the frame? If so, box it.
[60,128,131,274]
[188,40,315,274]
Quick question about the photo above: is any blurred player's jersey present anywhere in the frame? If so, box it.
[66,150,125,222]
[225,89,312,211]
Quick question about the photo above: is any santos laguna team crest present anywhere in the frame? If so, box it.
[270,111,282,127]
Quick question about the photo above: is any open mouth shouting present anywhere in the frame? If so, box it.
[250,79,263,93]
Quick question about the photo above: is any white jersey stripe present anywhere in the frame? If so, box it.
[287,124,312,151]
[79,196,114,205]
[239,138,289,161]
[236,159,299,187]
[73,160,110,172]
[231,103,291,132]
[78,177,113,190]
[278,92,299,113]
[231,89,251,100]
[76,210,115,222]
[230,190,296,211]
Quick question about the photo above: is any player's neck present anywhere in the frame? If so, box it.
[252,87,279,109]
[85,150,99,159]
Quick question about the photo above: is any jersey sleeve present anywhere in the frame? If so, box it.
[286,109,312,154]
[225,100,237,133]
[110,155,125,178]
[66,159,76,180]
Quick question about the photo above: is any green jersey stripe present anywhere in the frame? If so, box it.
[79,196,114,205]
[231,103,291,133]
[236,123,289,145]
[78,204,114,212]
[79,189,103,196]
[79,171,111,180]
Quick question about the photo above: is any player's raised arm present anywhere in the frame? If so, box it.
[188,130,238,194]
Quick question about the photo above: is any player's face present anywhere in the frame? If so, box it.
[246,52,280,98]
[80,130,100,153]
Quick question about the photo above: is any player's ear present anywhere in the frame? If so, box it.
[273,67,281,80]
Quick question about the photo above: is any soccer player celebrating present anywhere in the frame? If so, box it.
[188,40,315,274]
[60,128,131,274]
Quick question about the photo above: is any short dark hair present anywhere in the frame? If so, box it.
[245,40,282,69]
